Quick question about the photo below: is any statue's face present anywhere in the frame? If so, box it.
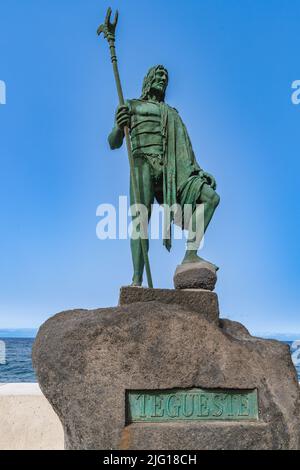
[149,67,168,98]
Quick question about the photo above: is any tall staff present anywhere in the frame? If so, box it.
[97,8,153,288]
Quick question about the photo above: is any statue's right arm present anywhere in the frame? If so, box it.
[108,102,131,150]
[108,126,124,150]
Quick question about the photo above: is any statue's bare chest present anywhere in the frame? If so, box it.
[130,100,163,155]
[130,100,161,120]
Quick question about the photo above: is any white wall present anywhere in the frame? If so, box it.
[0,383,64,450]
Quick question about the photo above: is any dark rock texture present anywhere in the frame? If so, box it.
[174,262,217,290]
[32,299,300,450]
[119,286,219,324]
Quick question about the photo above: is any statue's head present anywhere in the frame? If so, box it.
[141,65,168,101]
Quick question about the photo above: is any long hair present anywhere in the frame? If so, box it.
[140,65,168,101]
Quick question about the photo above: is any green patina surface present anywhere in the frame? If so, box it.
[99,8,221,286]
[127,388,258,423]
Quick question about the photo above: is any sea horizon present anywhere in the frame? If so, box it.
[0,329,38,338]
[1,328,300,341]
[1,330,299,383]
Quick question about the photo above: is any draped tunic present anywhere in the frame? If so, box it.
[128,99,206,250]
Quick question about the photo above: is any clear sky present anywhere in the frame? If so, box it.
[0,0,299,335]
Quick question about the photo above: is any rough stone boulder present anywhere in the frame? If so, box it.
[174,261,217,291]
[32,297,300,450]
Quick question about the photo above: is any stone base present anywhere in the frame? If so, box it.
[32,292,300,450]
[174,261,217,291]
[119,421,273,450]
[119,286,219,324]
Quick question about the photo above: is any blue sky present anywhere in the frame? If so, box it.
[0,0,299,334]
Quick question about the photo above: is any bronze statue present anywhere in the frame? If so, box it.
[98,9,219,287]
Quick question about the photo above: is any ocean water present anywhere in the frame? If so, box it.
[0,338,299,383]
[0,338,36,382]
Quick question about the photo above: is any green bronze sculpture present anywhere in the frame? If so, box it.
[109,65,220,286]
[98,8,220,287]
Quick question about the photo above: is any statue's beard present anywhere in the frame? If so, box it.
[148,85,166,101]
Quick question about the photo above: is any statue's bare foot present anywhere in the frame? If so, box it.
[181,251,219,271]
[182,251,204,264]
[131,276,142,287]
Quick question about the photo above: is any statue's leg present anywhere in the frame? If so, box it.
[130,158,154,286]
[182,183,220,265]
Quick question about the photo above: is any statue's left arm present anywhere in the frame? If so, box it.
[201,170,217,190]
[179,111,217,190]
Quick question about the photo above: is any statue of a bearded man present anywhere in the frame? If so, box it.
[108,65,220,286]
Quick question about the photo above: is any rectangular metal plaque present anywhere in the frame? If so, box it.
[126,388,258,423]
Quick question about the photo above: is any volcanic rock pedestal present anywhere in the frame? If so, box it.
[32,280,300,450]
[173,261,217,291]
